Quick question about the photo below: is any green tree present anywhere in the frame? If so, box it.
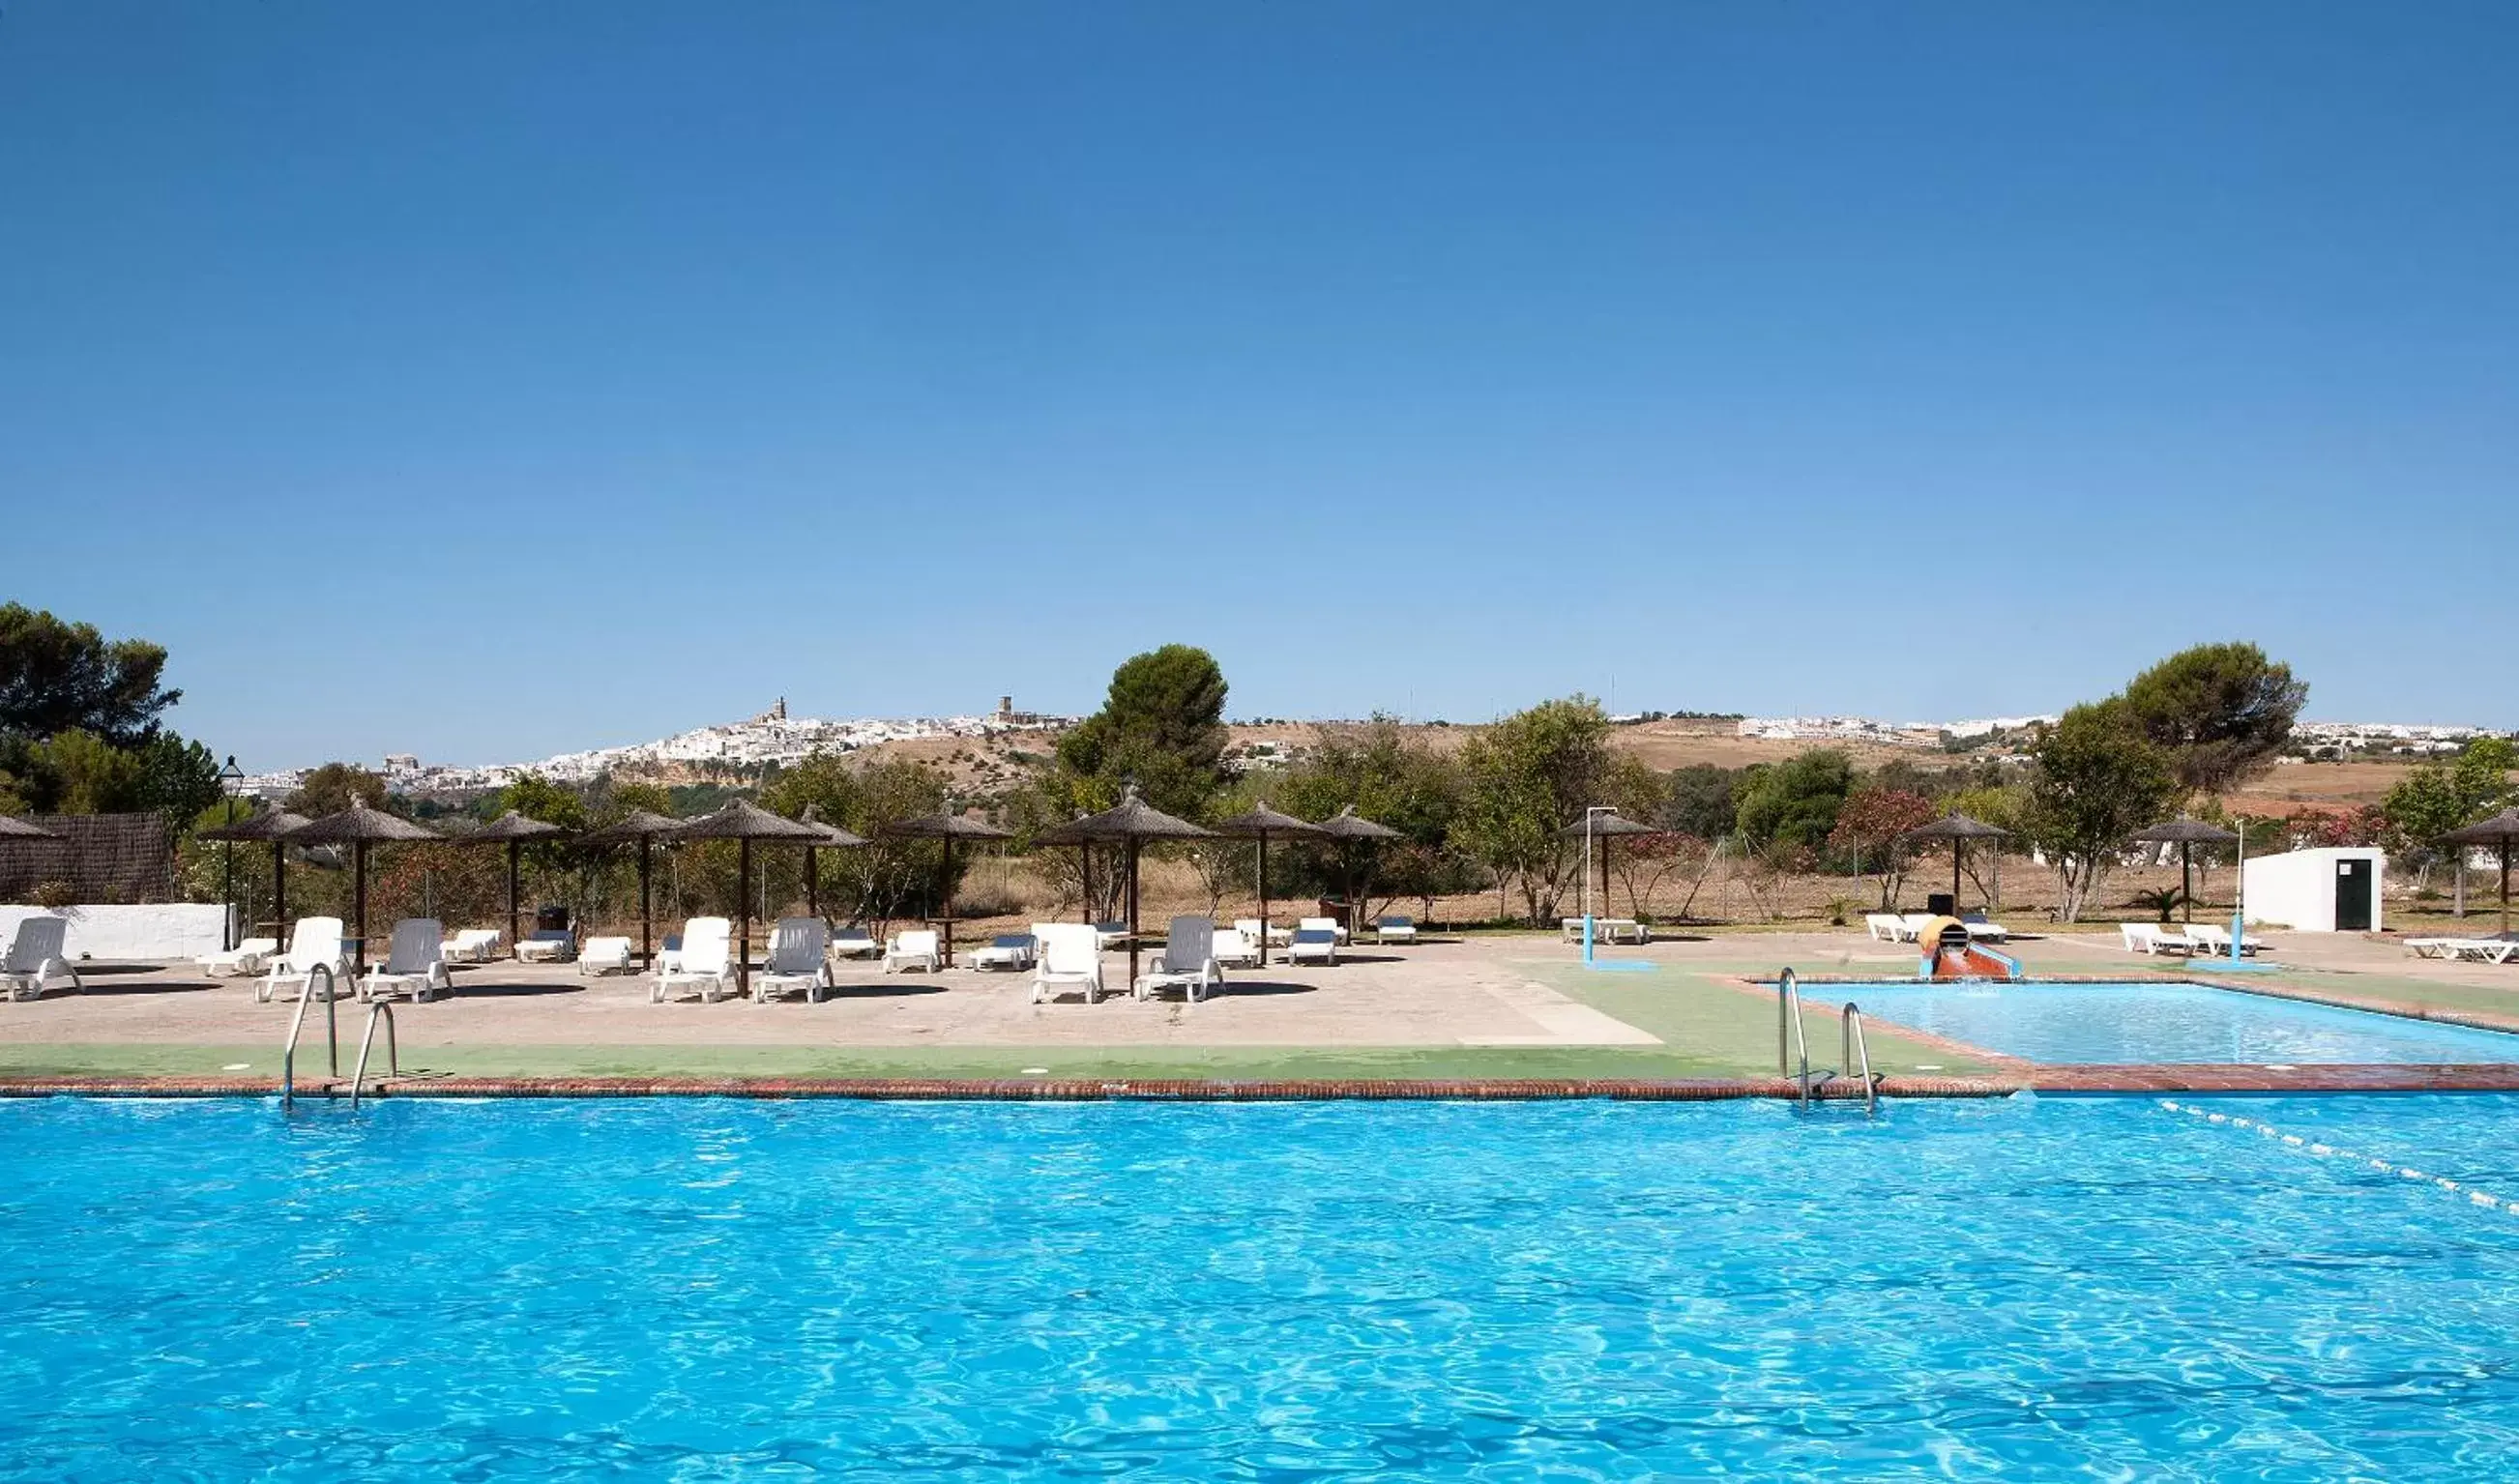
[1455,696,1612,924]
[1828,787,1938,909]
[22,729,142,813]
[1733,749,1855,854]
[2122,642,2309,798]
[2382,738,2517,893]
[286,762,395,818]
[0,602,181,747]
[1054,645,1230,819]
[1273,715,1474,917]
[2023,700,2178,921]
[1661,764,1740,840]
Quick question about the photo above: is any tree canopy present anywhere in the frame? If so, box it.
[2023,700,2179,920]
[1454,696,1613,923]
[1053,645,1231,819]
[1733,749,1855,855]
[0,602,181,748]
[2122,641,2308,797]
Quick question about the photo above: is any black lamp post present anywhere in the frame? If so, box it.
[218,755,245,950]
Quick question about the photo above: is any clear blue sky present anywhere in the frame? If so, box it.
[5,2,2512,771]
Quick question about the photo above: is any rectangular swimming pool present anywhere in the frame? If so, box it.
[7,1095,2519,1480]
[1832,978,2519,1064]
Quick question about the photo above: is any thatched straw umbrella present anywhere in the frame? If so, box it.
[2131,817,2240,925]
[1898,812,2012,913]
[1214,801,1326,967]
[457,810,572,957]
[670,800,827,999]
[199,808,310,945]
[579,809,684,968]
[879,811,1011,968]
[2444,808,2519,936]
[1037,785,1214,986]
[1558,809,1657,923]
[795,805,869,924]
[284,799,440,972]
[0,814,58,839]
[1315,805,1402,937]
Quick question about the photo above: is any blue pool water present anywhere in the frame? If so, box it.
[1835,978,2519,1064]
[9,1095,2519,1480]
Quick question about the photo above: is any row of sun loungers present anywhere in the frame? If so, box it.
[2406,936,2519,964]
[2119,921,2267,956]
[1866,913,2011,944]
[1562,917,1651,945]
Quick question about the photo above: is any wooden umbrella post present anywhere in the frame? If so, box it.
[737,837,752,1000]
[639,837,654,968]
[508,839,523,959]
[353,840,369,974]
[1257,833,1270,969]
[1126,837,1142,987]
[942,837,955,969]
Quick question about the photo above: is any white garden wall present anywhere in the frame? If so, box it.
[0,904,228,961]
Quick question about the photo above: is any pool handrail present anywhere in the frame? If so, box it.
[279,962,339,1111]
[1777,968,1812,1109]
[349,1001,400,1111]
[1840,1004,1879,1117]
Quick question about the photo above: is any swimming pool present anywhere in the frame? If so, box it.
[8,1095,2519,1479]
[1833,978,2519,1064]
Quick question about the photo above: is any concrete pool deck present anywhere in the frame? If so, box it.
[2,925,2514,1097]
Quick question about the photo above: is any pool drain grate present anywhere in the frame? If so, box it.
[2158,1099,2518,1217]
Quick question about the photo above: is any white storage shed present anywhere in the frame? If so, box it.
[2241,847,2385,933]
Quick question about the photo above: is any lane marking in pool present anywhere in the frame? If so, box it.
[2159,1099,2517,1215]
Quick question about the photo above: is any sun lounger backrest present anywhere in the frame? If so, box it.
[1293,927,1334,945]
[679,917,732,972]
[767,917,827,974]
[284,917,344,969]
[1040,923,1098,974]
[7,917,67,972]
[1299,917,1336,933]
[895,929,939,955]
[994,934,1036,950]
[385,918,443,974]
[1163,916,1213,969]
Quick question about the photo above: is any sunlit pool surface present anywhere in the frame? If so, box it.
[1834,978,2519,1064]
[8,1095,2519,1479]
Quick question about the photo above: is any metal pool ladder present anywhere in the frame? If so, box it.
[279,963,339,1111]
[1776,968,1881,1116]
[278,964,398,1110]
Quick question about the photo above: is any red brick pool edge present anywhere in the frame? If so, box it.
[7,1066,2519,1099]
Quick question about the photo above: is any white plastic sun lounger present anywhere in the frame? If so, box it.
[1093,920,1130,950]
[652,917,735,1004]
[1598,917,1650,945]
[2447,939,2519,965]
[2187,923,2267,957]
[441,928,502,964]
[1863,914,1904,943]
[883,929,941,974]
[514,928,574,963]
[1,917,81,1002]
[1288,926,1338,967]
[258,917,346,1004]
[1961,913,2010,943]
[970,933,1039,972]
[1298,916,1350,946]
[1133,917,1220,1004]
[200,935,280,977]
[1212,925,1260,969]
[1032,923,1106,1004]
[576,936,634,975]
[358,918,453,1004]
[2406,938,2457,959]
[831,925,880,959]
[752,917,833,1003]
[1372,916,1419,945]
[1234,918,1291,948]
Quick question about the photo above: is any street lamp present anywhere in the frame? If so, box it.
[218,756,245,950]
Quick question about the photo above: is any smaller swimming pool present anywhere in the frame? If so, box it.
[1835,979,2519,1064]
